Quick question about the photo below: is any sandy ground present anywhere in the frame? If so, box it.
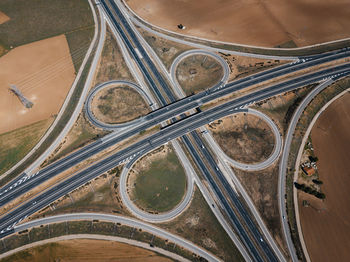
[125,0,350,47]
[4,238,172,262]
[0,10,9,24]
[299,92,350,262]
[0,34,75,134]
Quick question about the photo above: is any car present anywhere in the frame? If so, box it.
[260,238,263,242]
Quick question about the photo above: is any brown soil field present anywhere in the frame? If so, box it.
[0,10,9,24]
[2,238,172,262]
[91,85,150,124]
[125,0,350,47]
[210,113,275,164]
[0,34,75,134]
[176,54,223,95]
[299,92,350,262]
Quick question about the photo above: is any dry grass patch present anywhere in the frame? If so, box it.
[176,54,223,95]
[209,113,275,164]
[91,85,150,124]
[94,26,134,85]
[43,114,108,166]
[160,187,244,261]
[0,117,53,175]
[233,164,288,256]
[137,26,193,70]
[30,167,129,220]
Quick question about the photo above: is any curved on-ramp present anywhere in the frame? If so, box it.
[14,213,221,262]
[170,49,230,94]
[85,80,153,130]
[119,146,194,223]
[206,108,282,171]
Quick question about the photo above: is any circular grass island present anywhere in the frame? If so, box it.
[91,84,150,124]
[128,145,187,213]
[210,112,275,164]
[175,54,224,95]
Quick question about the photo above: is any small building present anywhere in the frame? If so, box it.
[177,24,186,30]
[301,166,316,176]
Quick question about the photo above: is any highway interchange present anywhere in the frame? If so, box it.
[1,0,350,261]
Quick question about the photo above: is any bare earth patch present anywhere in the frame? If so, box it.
[176,54,223,95]
[0,34,75,134]
[0,10,9,24]
[209,113,275,164]
[299,92,350,262]
[126,0,350,47]
[91,85,150,124]
[220,53,283,81]
[3,238,172,262]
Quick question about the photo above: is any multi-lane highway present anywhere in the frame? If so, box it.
[102,1,277,260]
[1,47,349,208]
[1,0,350,260]
[0,61,349,237]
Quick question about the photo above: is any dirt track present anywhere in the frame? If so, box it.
[299,92,350,262]
[0,35,75,134]
[125,0,350,47]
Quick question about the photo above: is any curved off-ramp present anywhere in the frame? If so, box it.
[170,49,230,93]
[85,80,153,130]
[119,144,194,223]
[14,213,220,262]
[206,108,282,171]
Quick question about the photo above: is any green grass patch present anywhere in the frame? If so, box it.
[133,147,186,213]
[0,0,93,51]
[65,27,95,72]
[0,118,53,175]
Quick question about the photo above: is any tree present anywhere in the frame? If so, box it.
[315,192,326,199]
[312,179,323,185]
[309,156,319,162]
[294,182,303,190]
